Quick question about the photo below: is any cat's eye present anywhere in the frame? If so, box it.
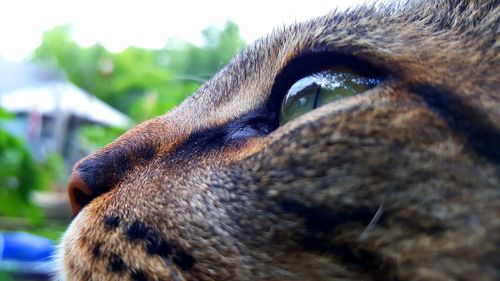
[279,68,380,124]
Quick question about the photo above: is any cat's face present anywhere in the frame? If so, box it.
[58,1,499,280]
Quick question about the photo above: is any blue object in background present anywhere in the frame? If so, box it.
[0,231,55,278]
[1,232,53,262]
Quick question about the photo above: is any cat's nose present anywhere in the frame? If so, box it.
[68,171,95,215]
[66,122,166,215]
[67,142,158,215]
[66,151,126,216]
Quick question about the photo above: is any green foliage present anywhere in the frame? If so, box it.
[0,107,12,119]
[0,271,14,281]
[27,223,68,242]
[166,21,246,79]
[34,21,246,123]
[78,125,126,152]
[0,108,63,224]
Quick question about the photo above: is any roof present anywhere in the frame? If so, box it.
[0,60,63,93]
[0,60,130,127]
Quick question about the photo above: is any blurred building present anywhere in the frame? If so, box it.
[0,59,130,167]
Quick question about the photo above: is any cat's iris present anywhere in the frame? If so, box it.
[279,68,379,124]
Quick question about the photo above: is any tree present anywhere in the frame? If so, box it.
[33,22,246,123]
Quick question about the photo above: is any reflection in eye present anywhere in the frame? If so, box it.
[279,68,380,125]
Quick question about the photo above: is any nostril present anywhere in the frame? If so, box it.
[66,143,156,216]
[68,172,94,216]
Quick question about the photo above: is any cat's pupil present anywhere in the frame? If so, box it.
[279,68,380,125]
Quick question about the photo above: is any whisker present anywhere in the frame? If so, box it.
[357,199,384,243]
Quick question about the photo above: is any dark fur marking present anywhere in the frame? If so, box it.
[131,270,148,281]
[410,83,500,164]
[304,242,398,281]
[126,220,149,240]
[279,199,375,232]
[146,235,174,259]
[104,216,121,229]
[92,243,101,257]
[166,109,276,162]
[137,145,156,162]
[108,253,125,273]
[172,249,196,271]
[81,270,92,281]
[142,230,194,270]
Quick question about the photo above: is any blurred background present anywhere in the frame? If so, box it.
[0,0,367,279]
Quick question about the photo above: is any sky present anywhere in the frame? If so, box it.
[0,0,370,61]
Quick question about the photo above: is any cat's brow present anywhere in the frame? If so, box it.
[410,83,500,164]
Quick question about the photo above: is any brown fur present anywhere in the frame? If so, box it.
[57,1,500,280]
